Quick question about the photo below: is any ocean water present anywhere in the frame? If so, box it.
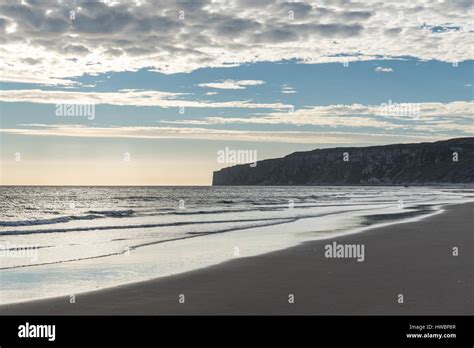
[1,185,473,304]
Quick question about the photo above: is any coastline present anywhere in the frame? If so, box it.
[1,202,472,315]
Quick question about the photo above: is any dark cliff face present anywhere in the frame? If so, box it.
[212,138,474,186]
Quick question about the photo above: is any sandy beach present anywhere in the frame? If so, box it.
[1,202,472,315]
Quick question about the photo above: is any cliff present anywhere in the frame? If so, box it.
[212,138,474,185]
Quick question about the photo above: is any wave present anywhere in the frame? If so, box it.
[0,217,299,270]
[87,209,134,217]
[0,216,298,236]
[0,214,102,227]
[0,204,442,271]
[216,199,234,204]
[0,209,365,236]
[0,202,395,229]
[0,205,389,236]
[0,209,135,227]
[168,207,283,215]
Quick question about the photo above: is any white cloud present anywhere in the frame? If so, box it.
[198,80,265,90]
[281,85,297,94]
[0,0,472,84]
[0,124,442,145]
[157,101,474,133]
[0,89,290,109]
[375,66,393,73]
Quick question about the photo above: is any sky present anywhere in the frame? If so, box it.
[0,0,473,185]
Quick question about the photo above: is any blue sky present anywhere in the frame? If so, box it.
[0,0,473,185]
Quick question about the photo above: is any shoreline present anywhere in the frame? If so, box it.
[0,200,458,304]
[0,203,440,273]
[1,202,472,315]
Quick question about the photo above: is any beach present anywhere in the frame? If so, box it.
[1,202,472,315]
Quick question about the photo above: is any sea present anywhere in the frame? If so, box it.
[1,185,473,304]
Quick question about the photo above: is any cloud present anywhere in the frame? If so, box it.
[375,66,393,73]
[0,88,291,109]
[0,124,443,145]
[0,0,472,84]
[281,84,297,94]
[198,80,265,90]
[157,101,474,134]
